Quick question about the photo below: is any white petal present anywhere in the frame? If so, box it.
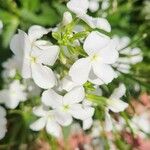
[63,86,85,105]
[61,76,79,91]
[0,106,6,117]
[0,118,7,126]
[107,99,128,113]
[105,110,113,131]
[62,11,73,26]
[21,57,32,78]
[95,18,111,32]
[67,0,89,15]
[0,127,7,140]
[89,0,99,12]
[33,105,49,117]
[70,104,94,120]
[55,110,73,126]
[32,44,60,66]
[69,58,91,84]
[5,97,20,109]
[110,84,126,99]
[0,90,8,104]
[0,20,3,32]
[88,69,104,85]
[83,118,93,130]
[30,117,46,131]
[46,119,62,138]
[99,39,119,64]
[92,63,117,84]
[83,31,110,55]
[42,89,62,108]
[31,63,56,89]
[81,15,111,32]
[10,30,31,57]
[28,25,50,42]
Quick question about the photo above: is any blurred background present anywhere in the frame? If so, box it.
[0,0,150,149]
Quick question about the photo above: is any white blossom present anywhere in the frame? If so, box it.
[69,31,118,85]
[105,84,128,131]
[67,0,111,32]
[42,86,93,126]
[0,106,7,140]
[0,80,27,109]
[10,25,60,89]
[30,105,62,138]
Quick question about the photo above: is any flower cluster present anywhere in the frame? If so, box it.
[0,0,145,142]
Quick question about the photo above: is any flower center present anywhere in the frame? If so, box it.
[91,54,100,62]
[30,56,37,64]
[62,104,70,112]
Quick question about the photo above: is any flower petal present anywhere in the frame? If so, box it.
[88,69,104,85]
[0,90,8,104]
[30,117,46,131]
[63,86,85,105]
[107,99,128,113]
[10,30,31,57]
[31,42,60,66]
[110,84,126,99]
[67,0,89,15]
[31,63,56,89]
[105,110,113,131]
[42,89,62,108]
[21,57,32,78]
[5,97,20,109]
[83,118,93,130]
[0,106,6,117]
[92,63,117,84]
[46,120,62,138]
[28,25,50,42]
[83,31,110,55]
[70,104,94,120]
[81,15,111,32]
[33,105,49,117]
[0,127,7,140]
[99,39,119,64]
[55,110,73,126]
[61,76,79,91]
[69,58,91,84]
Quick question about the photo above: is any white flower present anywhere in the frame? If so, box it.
[105,84,128,131]
[69,31,118,85]
[2,56,19,78]
[30,105,62,138]
[10,25,60,89]
[0,20,3,33]
[0,106,7,140]
[42,86,91,126]
[89,0,100,13]
[0,80,27,109]
[67,0,111,32]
